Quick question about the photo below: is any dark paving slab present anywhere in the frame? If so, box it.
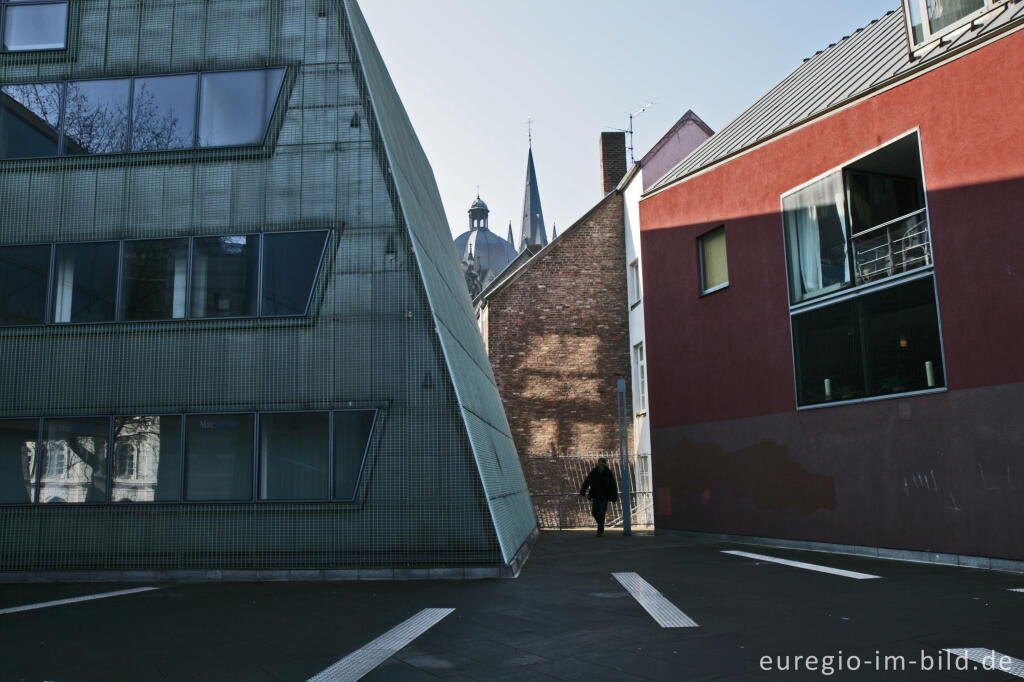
[0,530,1021,680]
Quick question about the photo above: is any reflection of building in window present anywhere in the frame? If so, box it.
[38,425,107,504]
[112,419,164,502]
[114,443,137,479]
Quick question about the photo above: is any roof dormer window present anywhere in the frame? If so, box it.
[904,0,1007,51]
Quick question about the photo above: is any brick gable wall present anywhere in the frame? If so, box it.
[484,192,632,495]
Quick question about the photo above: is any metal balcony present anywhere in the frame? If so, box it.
[852,208,930,284]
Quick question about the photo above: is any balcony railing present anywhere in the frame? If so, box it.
[852,208,930,284]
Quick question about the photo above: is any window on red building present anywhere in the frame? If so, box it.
[783,132,945,407]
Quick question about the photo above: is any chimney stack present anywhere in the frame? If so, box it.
[600,131,627,195]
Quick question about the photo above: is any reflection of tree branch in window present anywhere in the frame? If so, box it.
[63,83,128,154]
[131,83,190,151]
[2,84,62,144]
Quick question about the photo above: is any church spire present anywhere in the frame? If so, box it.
[507,221,515,247]
[518,145,547,252]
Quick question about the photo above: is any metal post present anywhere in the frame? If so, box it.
[617,378,631,536]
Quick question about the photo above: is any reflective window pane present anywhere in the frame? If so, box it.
[63,79,131,155]
[3,3,67,52]
[111,416,182,502]
[792,278,943,406]
[52,242,119,323]
[846,171,921,233]
[0,419,37,504]
[190,235,259,318]
[908,0,926,43]
[259,412,328,501]
[927,0,984,35]
[38,418,108,503]
[131,74,197,152]
[198,68,286,147]
[261,231,328,316]
[782,172,851,303]
[184,414,254,501]
[0,244,50,325]
[860,277,944,397]
[793,298,863,406]
[120,239,189,320]
[0,83,61,159]
[333,410,375,500]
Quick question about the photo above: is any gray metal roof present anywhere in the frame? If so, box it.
[648,2,1024,193]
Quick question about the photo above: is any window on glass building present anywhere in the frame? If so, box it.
[1,1,68,52]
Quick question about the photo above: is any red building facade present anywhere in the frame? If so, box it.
[640,8,1024,564]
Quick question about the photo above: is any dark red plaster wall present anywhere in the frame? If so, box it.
[639,30,1024,429]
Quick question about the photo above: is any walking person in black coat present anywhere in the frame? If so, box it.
[579,457,618,536]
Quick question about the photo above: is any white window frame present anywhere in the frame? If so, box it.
[629,259,642,305]
[634,342,647,413]
[903,0,1005,51]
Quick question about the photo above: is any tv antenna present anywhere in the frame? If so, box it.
[608,102,655,165]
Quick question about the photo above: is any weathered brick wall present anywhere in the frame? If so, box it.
[484,191,632,496]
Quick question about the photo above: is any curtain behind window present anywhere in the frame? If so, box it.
[783,172,849,303]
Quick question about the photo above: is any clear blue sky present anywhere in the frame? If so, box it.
[358,0,902,240]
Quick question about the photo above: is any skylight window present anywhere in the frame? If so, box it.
[903,0,1007,50]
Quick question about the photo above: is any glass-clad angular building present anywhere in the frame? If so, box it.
[0,0,536,577]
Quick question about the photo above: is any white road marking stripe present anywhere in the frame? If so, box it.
[307,607,454,682]
[0,587,159,615]
[722,550,881,579]
[611,572,698,627]
[1010,588,1024,593]
[942,648,1024,678]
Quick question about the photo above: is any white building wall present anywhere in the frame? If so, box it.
[622,169,650,456]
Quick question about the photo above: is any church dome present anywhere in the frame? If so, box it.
[454,225,518,289]
[469,196,488,212]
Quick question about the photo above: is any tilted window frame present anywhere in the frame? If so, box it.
[0,229,330,327]
[698,225,729,295]
[0,407,383,507]
[903,0,1006,52]
[0,66,289,163]
[781,130,949,410]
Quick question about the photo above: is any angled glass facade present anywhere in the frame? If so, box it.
[0,0,535,574]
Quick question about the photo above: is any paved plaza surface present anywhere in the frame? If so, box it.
[0,531,1022,681]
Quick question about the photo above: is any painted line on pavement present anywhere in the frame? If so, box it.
[722,550,881,580]
[307,607,454,682]
[611,572,698,627]
[1010,588,1024,593]
[942,648,1024,678]
[0,587,160,615]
